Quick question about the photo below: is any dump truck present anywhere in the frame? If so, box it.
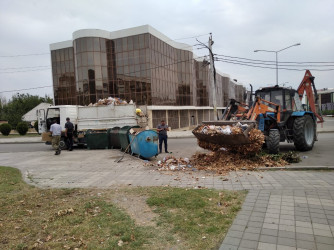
[193,70,324,153]
[37,104,140,149]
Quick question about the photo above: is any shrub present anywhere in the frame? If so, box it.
[34,120,38,132]
[322,110,334,115]
[16,122,29,136]
[0,123,12,136]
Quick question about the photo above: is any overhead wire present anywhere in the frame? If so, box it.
[215,54,334,64]
[215,58,334,71]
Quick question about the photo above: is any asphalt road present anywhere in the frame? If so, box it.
[0,133,333,166]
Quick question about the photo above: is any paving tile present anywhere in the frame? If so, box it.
[296,232,315,241]
[259,235,277,244]
[250,216,265,223]
[276,245,296,250]
[312,223,331,231]
[265,218,280,224]
[279,224,295,233]
[296,226,313,235]
[248,221,263,228]
[239,239,258,249]
[234,219,248,226]
[263,223,279,230]
[229,224,246,232]
[261,228,278,237]
[243,232,260,241]
[316,243,334,250]
[296,240,316,250]
[226,230,244,239]
[245,227,262,234]
[314,235,334,245]
[279,219,295,226]
[296,221,312,228]
[277,237,296,247]
[219,244,238,250]
[313,228,333,237]
[222,236,241,246]
[278,230,296,239]
[257,242,276,250]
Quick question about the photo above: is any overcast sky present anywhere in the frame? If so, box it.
[0,0,333,102]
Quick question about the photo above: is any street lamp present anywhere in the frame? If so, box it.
[254,43,300,85]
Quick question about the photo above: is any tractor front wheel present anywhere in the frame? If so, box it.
[267,129,280,154]
[293,115,315,151]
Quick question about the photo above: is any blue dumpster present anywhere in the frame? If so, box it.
[128,130,159,159]
[118,125,140,151]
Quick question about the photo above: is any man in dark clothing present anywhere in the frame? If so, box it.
[157,120,169,154]
[65,117,74,151]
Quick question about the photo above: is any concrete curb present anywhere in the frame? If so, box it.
[258,166,334,171]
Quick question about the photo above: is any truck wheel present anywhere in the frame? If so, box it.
[293,116,315,151]
[59,138,67,150]
[267,129,280,154]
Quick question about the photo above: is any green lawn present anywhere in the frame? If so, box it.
[0,133,41,138]
[0,166,246,249]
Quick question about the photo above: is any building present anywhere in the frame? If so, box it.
[50,25,246,128]
[22,102,52,125]
[318,88,334,111]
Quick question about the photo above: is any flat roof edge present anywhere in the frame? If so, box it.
[50,40,73,51]
[51,25,192,52]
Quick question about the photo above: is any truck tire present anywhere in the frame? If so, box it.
[59,137,67,150]
[267,129,280,154]
[293,115,315,151]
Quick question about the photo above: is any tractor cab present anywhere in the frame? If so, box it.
[255,86,303,123]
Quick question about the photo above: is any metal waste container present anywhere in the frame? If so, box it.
[85,129,109,150]
[107,127,121,149]
[128,130,159,159]
[118,125,140,151]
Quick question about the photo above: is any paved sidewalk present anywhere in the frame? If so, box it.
[220,190,334,250]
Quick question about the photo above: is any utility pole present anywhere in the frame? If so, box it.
[208,33,217,121]
[196,33,218,121]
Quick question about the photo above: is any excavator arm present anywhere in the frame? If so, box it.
[297,70,324,123]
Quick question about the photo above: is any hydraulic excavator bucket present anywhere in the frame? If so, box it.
[192,121,257,146]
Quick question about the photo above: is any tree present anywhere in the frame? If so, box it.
[0,123,12,136]
[16,122,29,135]
[1,93,53,128]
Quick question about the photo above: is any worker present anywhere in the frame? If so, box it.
[65,117,74,151]
[50,119,62,155]
[157,120,169,154]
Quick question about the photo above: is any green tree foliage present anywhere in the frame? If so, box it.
[0,123,12,136]
[0,93,53,128]
[16,122,29,135]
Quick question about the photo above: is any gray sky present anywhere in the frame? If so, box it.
[0,0,333,101]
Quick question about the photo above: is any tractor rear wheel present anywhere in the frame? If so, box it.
[293,115,315,151]
[267,129,280,154]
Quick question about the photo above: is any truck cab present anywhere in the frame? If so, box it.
[37,105,78,134]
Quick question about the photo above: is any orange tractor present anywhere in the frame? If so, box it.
[193,70,324,153]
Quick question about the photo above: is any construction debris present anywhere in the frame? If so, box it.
[147,156,196,171]
[194,123,247,136]
[88,97,130,106]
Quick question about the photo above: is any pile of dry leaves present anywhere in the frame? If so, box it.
[191,151,287,175]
